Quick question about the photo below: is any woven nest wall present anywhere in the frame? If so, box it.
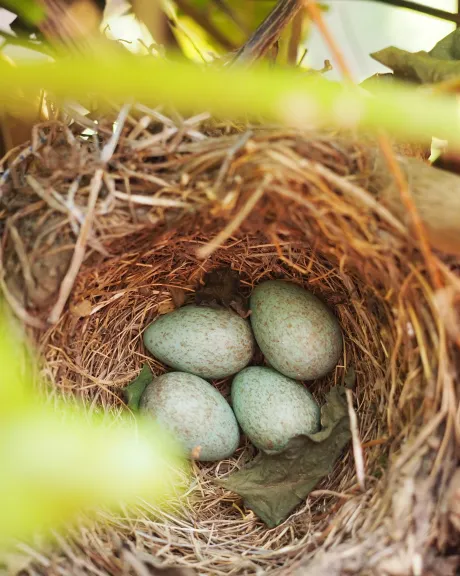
[1,116,460,576]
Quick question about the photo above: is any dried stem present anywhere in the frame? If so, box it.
[48,168,103,323]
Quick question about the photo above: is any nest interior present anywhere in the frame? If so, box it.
[1,115,460,576]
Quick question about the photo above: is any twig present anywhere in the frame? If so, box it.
[63,106,104,134]
[229,0,302,65]
[270,230,313,276]
[116,166,171,188]
[197,174,271,259]
[300,160,407,234]
[371,0,460,25]
[127,115,152,141]
[129,126,178,151]
[26,175,68,214]
[362,437,389,449]
[212,130,253,197]
[0,135,46,187]
[7,223,36,296]
[121,550,151,576]
[346,388,365,491]
[101,103,132,163]
[132,106,209,143]
[0,263,45,330]
[48,169,103,324]
[310,489,354,500]
[112,190,190,208]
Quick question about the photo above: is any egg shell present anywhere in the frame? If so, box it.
[231,366,320,454]
[140,372,240,461]
[249,280,343,380]
[143,305,254,379]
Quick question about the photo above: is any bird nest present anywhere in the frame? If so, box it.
[1,110,460,576]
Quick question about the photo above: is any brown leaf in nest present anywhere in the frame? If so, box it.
[157,287,186,315]
[70,299,92,318]
[368,149,460,256]
[195,266,249,317]
[169,287,186,308]
[157,300,175,315]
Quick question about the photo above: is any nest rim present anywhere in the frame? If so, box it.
[1,115,459,575]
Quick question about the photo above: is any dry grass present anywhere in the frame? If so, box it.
[1,106,459,575]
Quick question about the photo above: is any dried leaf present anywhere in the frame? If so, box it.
[220,387,351,527]
[157,300,175,315]
[169,286,186,308]
[195,266,249,317]
[123,364,153,412]
[70,299,92,318]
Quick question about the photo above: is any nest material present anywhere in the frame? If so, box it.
[1,111,460,576]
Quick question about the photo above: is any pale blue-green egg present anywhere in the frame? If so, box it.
[143,305,254,379]
[231,366,320,454]
[249,280,343,380]
[140,372,240,461]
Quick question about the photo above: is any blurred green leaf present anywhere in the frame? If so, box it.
[0,0,45,26]
[0,310,187,543]
[189,0,208,9]
[0,49,459,145]
[0,310,31,418]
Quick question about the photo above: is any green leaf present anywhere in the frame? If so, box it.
[220,387,351,527]
[0,0,45,26]
[123,364,154,411]
[370,46,460,84]
[429,29,460,61]
[365,29,460,88]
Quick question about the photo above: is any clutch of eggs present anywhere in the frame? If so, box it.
[139,279,343,462]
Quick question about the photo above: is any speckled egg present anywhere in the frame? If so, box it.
[140,371,240,461]
[231,367,320,454]
[143,305,254,379]
[249,280,343,380]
